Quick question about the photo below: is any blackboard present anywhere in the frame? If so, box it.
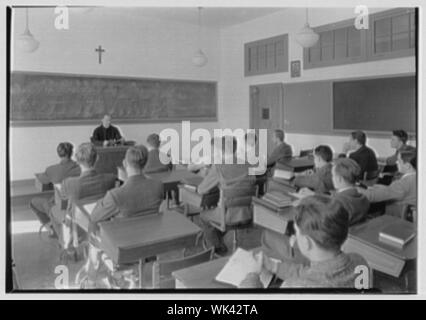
[283,81,332,134]
[10,72,217,125]
[333,76,416,133]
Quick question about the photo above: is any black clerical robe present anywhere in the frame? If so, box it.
[92,125,122,145]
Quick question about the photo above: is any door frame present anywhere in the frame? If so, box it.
[249,82,285,130]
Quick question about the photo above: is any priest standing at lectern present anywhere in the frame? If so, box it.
[91,114,123,146]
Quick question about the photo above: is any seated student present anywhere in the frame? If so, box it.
[239,195,369,288]
[262,157,369,262]
[30,142,81,235]
[50,142,116,257]
[358,146,416,215]
[197,136,256,255]
[386,130,415,166]
[331,158,370,225]
[144,133,173,174]
[267,129,292,167]
[90,145,164,224]
[340,130,378,180]
[293,145,334,194]
[82,146,165,288]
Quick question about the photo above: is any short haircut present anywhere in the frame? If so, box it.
[392,130,408,144]
[333,158,361,184]
[126,145,148,170]
[222,136,238,154]
[57,142,73,159]
[147,133,161,148]
[399,145,416,170]
[314,145,333,163]
[295,195,349,251]
[274,129,284,142]
[351,130,366,146]
[103,114,111,119]
[75,143,97,168]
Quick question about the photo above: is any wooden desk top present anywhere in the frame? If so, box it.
[147,169,199,185]
[173,256,231,289]
[348,215,416,261]
[99,209,201,265]
[276,157,314,172]
[100,210,201,249]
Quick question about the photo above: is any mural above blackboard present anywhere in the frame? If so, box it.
[10,71,217,126]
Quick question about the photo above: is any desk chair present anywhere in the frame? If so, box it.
[209,185,259,252]
[152,247,214,288]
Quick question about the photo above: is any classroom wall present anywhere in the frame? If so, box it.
[218,7,417,157]
[11,8,221,180]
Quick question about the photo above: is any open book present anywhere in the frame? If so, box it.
[215,248,274,288]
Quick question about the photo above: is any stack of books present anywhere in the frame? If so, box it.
[262,191,294,208]
[273,168,294,180]
[379,222,416,249]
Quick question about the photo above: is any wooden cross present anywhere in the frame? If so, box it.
[95,45,105,64]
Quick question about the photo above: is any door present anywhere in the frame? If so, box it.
[250,83,284,157]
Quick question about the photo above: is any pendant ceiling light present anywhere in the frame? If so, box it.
[295,8,319,48]
[192,7,208,67]
[16,8,39,53]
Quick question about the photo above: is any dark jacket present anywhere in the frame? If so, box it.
[267,142,293,167]
[348,145,378,179]
[92,125,121,145]
[293,163,334,194]
[61,169,116,202]
[90,174,164,224]
[44,158,81,184]
[144,149,172,174]
[333,187,370,225]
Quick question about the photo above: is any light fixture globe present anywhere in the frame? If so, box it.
[16,29,39,53]
[192,49,208,67]
[295,23,319,48]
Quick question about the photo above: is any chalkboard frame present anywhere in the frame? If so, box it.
[9,71,218,127]
[282,73,416,139]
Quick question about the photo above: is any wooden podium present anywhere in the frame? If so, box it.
[94,146,130,175]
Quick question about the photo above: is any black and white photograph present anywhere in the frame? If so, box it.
[2,0,425,303]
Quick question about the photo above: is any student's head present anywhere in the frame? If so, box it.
[349,130,366,148]
[313,145,333,169]
[57,142,74,160]
[75,143,98,169]
[390,130,408,150]
[123,145,148,173]
[273,129,285,144]
[102,114,111,128]
[294,195,349,259]
[147,133,161,149]
[397,146,416,174]
[332,158,361,189]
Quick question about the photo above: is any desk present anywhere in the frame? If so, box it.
[99,210,201,288]
[94,146,130,175]
[342,215,416,278]
[147,169,199,207]
[252,197,295,235]
[276,156,314,173]
[173,256,230,289]
[34,173,53,192]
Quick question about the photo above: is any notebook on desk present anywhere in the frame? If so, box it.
[215,248,273,288]
[379,222,416,248]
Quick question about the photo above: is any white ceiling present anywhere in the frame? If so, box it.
[33,6,286,29]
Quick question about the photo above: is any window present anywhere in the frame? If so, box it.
[245,34,288,76]
[303,8,415,69]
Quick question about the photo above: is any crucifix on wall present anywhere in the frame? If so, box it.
[95,45,105,64]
